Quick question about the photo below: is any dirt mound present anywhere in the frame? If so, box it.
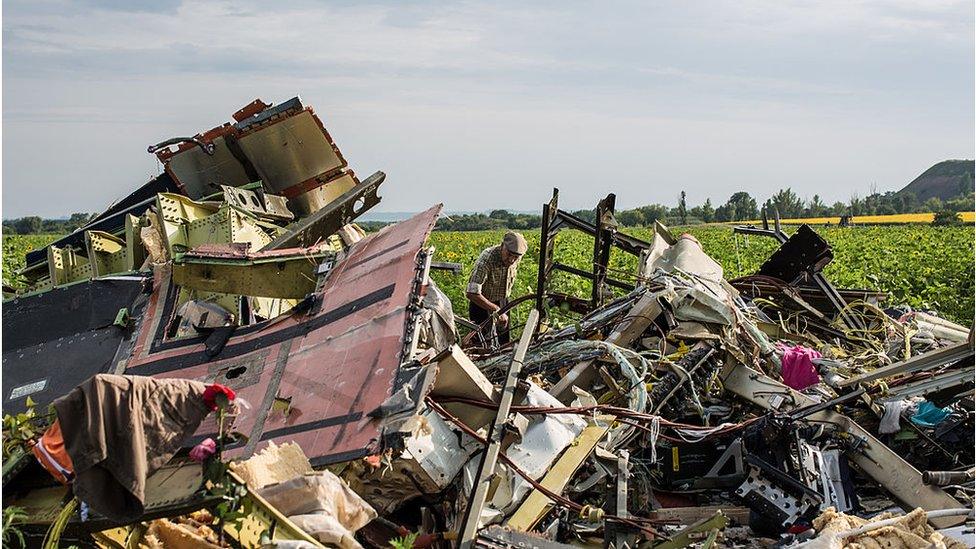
[897,159,974,202]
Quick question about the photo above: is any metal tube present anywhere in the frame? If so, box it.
[458,309,540,549]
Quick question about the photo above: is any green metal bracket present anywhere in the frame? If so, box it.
[649,511,728,549]
[114,308,130,328]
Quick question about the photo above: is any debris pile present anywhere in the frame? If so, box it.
[2,96,973,548]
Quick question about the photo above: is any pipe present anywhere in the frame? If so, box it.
[923,470,975,487]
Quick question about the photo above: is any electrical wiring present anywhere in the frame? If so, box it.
[424,398,666,541]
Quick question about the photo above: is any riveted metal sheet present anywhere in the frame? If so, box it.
[124,205,443,465]
[166,134,253,199]
[237,110,345,197]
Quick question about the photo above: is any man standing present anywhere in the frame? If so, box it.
[466,231,527,345]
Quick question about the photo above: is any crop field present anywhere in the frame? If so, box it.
[429,224,976,326]
[3,224,974,325]
[2,234,58,289]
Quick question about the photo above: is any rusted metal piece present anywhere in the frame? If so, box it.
[154,97,351,210]
[535,188,649,316]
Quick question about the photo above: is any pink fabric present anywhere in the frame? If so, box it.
[189,438,217,462]
[778,344,822,390]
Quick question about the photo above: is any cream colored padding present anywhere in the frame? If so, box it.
[805,507,968,549]
[229,442,312,489]
[258,472,378,549]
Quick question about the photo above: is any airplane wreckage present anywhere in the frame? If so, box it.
[2,96,974,549]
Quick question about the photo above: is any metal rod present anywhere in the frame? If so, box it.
[458,309,540,549]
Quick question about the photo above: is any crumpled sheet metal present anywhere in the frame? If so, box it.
[123,205,442,466]
[642,226,738,326]
[462,383,587,526]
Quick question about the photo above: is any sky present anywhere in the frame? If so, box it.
[2,0,973,218]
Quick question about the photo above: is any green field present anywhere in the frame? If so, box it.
[3,224,974,325]
[429,225,975,326]
[2,234,59,289]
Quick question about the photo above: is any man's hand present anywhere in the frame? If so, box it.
[496,312,509,327]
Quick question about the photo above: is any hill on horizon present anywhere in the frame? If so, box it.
[897,159,974,202]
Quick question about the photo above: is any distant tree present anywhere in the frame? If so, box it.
[66,213,93,230]
[677,191,688,225]
[702,198,715,223]
[932,210,962,226]
[689,198,715,223]
[764,188,804,218]
[616,209,645,226]
[848,193,863,216]
[488,209,511,220]
[807,195,826,217]
[14,217,42,235]
[721,192,758,222]
[900,192,918,213]
[876,203,896,215]
[714,204,730,222]
[571,209,596,224]
[922,197,943,212]
[637,204,670,225]
[944,192,975,212]
[829,201,847,216]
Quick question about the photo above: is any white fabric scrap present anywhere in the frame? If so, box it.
[879,400,910,434]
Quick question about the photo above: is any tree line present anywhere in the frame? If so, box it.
[3,187,972,235]
[434,188,975,230]
[2,213,95,235]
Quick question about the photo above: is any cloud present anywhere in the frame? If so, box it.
[2,0,973,217]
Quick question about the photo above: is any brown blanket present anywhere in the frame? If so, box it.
[54,374,210,523]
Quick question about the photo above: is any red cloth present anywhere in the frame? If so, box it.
[202,384,236,410]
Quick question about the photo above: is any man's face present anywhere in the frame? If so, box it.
[501,247,522,267]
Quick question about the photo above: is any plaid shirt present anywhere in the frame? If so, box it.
[466,245,519,303]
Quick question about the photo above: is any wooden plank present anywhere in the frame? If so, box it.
[505,417,613,531]
[650,506,751,526]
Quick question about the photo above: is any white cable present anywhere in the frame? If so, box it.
[648,415,661,464]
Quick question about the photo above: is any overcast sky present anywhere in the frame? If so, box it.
[2,0,973,218]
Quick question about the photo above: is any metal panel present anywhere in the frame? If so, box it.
[172,245,332,299]
[2,275,151,414]
[262,172,384,251]
[124,206,442,465]
[291,172,359,215]
[237,110,345,196]
[166,134,254,199]
[86,230,128,277]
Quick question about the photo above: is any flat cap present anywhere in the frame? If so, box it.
[502,231,528,255]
